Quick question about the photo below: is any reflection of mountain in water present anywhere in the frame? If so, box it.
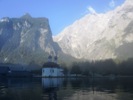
[0,78,42,100]
[0,77,133,100]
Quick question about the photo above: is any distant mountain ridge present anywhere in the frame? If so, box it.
[0,14,62,65]
[54,0,133,61]
[1,0,133,66]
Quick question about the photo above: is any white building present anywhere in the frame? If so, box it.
[42,56,64,77]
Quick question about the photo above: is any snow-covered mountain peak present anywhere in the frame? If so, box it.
[54,0,133,60]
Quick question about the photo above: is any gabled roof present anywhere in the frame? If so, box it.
[43,62,60,68]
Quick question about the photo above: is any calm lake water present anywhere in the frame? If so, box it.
[0,77,133,100]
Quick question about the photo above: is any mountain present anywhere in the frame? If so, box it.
[54,0,133,61]
[0,14,63,65]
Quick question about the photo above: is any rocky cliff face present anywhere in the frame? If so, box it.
[0,14,61,65]
[54,0,133,60]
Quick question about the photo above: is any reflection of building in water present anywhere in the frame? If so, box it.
[42,78,63,89]
[42,55,64,77]
[42,78,63,100]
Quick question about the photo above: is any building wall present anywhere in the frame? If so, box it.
[42,67,64,77]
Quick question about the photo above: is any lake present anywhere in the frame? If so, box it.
[0,77,133,100]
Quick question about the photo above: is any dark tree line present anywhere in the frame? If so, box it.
[68,58,133,76]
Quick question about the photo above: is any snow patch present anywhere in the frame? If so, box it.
[23,21,31,28]
[0,18,9,22]
[125,34,133,43]
[4,57,8,62]
[40,28,48,33]
[0,29,3,35]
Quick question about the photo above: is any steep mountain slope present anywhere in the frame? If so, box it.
[0,14,62,65]
[54,0,133,60]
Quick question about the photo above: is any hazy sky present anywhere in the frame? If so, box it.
[0,0,125,35]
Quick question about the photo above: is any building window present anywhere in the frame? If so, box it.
[43,69,45,72]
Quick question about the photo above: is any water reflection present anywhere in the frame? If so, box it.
[0,78,42,100]
[0,77,133,100]
[42,78,63,89]
[42,78,63,100]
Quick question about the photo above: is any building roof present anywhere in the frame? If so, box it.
[43,62,60,68]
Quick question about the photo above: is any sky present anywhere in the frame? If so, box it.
[0,0,125,35]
